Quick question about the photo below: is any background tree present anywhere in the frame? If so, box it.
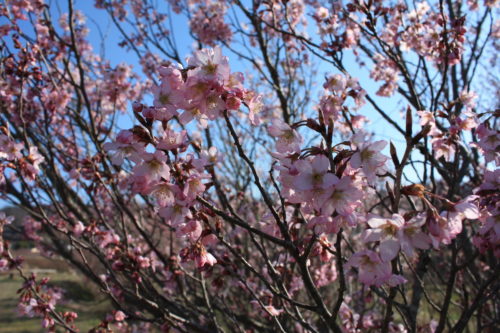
[0,0,498,332]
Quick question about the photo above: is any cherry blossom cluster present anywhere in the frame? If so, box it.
[312,3,361,51]
[0,132,44,182]
[260,0,307,32]
[339,295,412,332]
[370,53,400,97]
[16,274,78,332]
[318,73,366,129]
[473,169,500,256]
[104,47,260,268]
[188,0,232,46]
[0,212,15,270]
[417,92,478,161]
[474,121,500,165]
[269,72,486,287]
[1,0,498,331]
[400,1,465,65]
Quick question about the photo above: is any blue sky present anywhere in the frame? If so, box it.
[50,1,408,140]
[0,0,427,210]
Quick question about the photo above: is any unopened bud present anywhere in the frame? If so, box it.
[401,184,426,198]
[132,101,144,113]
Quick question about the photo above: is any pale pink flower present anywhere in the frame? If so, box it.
[264,305,284,316]
[199,146,222,166]
[370,53,399,96]
[459,90,478,110]
[0,134,24,160]
[195,248,217,268]
[152,81,182,121]
[293,155,336,191]
[149,182,177,207]
[474,123,499,165]
[0,259,8,270]
[114,310,126,322]
[0,212,14,225]
[189,2,232,46]
[177,97,209,126]
[453,195,481,220]
[456,117,477,132]
[183,78,212,103]
[180,220,203,242]
[96,230,120,248]
[157,65,183,89]
[247,94,264,126]
[22,147,45,180]
[225,93,241,110]
[363,214,405,261]
[198,92,226,120]
[314,6,329,20]
[473,207,500,256]
[319,94,344,120]
[182,174,207,202]
[398,215,431,257]
[346,250,392,286]
[187,46,230,81]
[157,129,187,151]
[268,119,302,153]
[319,176,364,216]
[417,110,442,136]
[429,196,479,247]
[129,174,153,195]
[314,260,338,287]
[431,137,455,161]
[159,202,191,227]
[323,74,346,92]
[350,132,388,183]
[134,150,170,181]
[365,214,431,258]
[477,169,499,192]
[103,130,144,166]
[307,215,341,234]
[438,195,480,242]
[225,71,245,93]
[72,221,85,237]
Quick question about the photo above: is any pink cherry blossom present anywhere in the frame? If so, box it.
[72,221,85,237]
[346,250,392,286]
[268,119,303,153]
[21,147,45,180]
[0,134,24,160]
[157,129,187,151]
[195,247,217,268]
[293,155,337,191]
[114,310,126,322]
[103,130,144,166]
[319,176,364,216]
[187,46,230,82]
[350,132,389,183]
[363,214,405,261]
[133,150,170,181]
[152,81,182,121]
[149,182,177,207]
[398,215,432,257]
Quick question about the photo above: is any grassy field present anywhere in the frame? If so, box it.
[0,250,110,332]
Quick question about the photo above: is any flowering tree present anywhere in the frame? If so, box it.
[0,0,499,332]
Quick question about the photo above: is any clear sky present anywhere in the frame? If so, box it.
[0,0,427,209]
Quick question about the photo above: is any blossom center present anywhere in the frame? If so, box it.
[159,94,170,105]
[203,62,218,75]
[382,222,398,236]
